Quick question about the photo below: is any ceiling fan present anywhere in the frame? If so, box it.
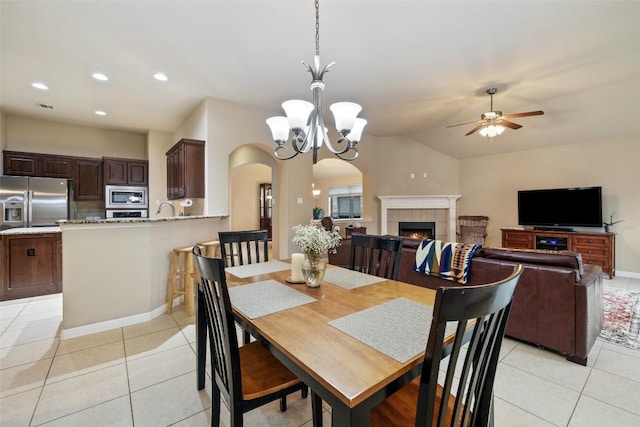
[447,88,544,137]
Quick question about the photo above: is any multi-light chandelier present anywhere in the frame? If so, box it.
[266,0,366,164]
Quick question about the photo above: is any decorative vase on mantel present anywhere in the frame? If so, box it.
[302,252,326,288]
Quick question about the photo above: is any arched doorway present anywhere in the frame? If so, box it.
[228,145,279,252]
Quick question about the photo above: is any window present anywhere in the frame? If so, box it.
[329,184,362,219]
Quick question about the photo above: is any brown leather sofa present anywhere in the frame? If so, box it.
[329,237,604,365]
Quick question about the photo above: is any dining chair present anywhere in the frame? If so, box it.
[218,230,270,267]
[218,229,269,344]
[193,246,320,427]
[348,233,404,280]
[457,215,489,246]
[370,264,523,427]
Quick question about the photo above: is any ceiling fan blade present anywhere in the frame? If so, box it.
[446,119,482,128]
[503,110,544,119]
[499,120,523,130]
[465,123,485,136]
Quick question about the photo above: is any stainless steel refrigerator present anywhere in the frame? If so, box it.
[0,176,69,230]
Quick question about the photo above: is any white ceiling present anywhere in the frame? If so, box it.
[2,1,639,160]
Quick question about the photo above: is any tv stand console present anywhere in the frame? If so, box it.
[501,228,615,277]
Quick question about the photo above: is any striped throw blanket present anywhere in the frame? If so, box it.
[414,239,480,284]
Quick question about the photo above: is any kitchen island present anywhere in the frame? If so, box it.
[59,215,228,337]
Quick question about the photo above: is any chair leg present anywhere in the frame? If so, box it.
[185,252,195,317]
[196,289,206,391]
[279,396,287,412]
[166,251,179,314]
[311,391,323,427]
[301,385,308,399]
[243,330,251,345]
[211,384,221,427]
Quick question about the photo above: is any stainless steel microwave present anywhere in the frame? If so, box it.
[105,185,148,209]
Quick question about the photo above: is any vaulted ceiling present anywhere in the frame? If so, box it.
[2,1,639,159]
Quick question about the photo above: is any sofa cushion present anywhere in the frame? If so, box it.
[481,247,584,281]
[414,239,481,284]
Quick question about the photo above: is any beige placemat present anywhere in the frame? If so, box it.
[329,297,456,363]
[228,279,317,319]
[225,260,290,278]
[323,266,387,289]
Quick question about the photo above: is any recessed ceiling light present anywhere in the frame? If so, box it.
[32,82,48,90]
[153,73,168,81]
[94,110,107,116]
[92,73,109,81]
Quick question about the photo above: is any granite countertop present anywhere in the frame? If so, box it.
[59,214,228,226]
[0,226,61,235]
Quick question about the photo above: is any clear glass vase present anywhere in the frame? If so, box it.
[302,254,326,288]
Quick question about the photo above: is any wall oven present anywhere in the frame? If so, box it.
[105,185,148,209]
[105,209,148,219]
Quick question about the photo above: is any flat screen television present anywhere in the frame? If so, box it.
[518,186,603,228]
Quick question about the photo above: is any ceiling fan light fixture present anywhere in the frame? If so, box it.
[479,124,505,138]
[446,87,543,137]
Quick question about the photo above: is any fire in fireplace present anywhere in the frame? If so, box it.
[398,222,435,240]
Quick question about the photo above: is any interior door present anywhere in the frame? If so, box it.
[259,183,272,239]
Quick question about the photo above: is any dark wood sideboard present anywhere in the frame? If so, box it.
[501,228,615,277]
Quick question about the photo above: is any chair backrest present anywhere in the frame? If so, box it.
[320,216,334,232]
[218,230,269,267]
[192,246,243,413]
[457,215,489,246]
[414,264,523,427]
[348,233,404,280]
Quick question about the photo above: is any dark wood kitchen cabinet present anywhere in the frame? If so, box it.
[40,154,75,178]
[103,157,148,186]
[74,157,103,201]
[1,232,62,301]
[166,138,204,200]
[3,151,40,176]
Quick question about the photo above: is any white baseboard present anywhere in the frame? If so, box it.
[61,299,176,339]
[615,270,640,279]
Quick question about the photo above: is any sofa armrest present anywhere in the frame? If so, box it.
[573,265,604,362]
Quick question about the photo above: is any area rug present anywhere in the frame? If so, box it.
[599,286,640,350]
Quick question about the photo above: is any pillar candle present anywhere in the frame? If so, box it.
[291,253,305,282]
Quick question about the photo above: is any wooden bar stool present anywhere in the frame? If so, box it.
[195,240,220,258]
[166,246,196,316]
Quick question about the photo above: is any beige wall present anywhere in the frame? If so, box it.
[460,139,639,274]
[146,130,174,215]
[230,163,271,231]
[168,98,463,258]
[5,115,146,159]
[5,103,637,276]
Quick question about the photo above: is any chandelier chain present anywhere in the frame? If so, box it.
[315,0,320,56]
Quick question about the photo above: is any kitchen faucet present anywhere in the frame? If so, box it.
[156,201,175,216]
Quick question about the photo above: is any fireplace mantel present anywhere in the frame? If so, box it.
[378,195,461,240]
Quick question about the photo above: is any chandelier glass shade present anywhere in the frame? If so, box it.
[266,0,366,164]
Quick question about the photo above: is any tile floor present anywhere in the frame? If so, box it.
[1,276,639,426]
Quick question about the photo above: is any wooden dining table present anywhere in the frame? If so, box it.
[197,260,441,427]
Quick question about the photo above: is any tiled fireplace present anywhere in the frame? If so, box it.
[398,221,436,240]
[378,195,461,241]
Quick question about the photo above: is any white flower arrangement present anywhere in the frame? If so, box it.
[292,221,342,258]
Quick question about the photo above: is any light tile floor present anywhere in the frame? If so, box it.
[1,276,639,426]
